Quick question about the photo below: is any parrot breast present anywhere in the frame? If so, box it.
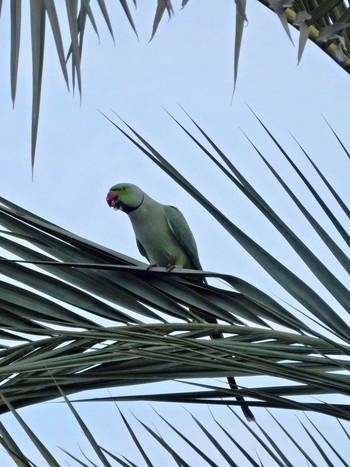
[128,196,191,268]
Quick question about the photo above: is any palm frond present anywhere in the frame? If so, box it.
[60,404,350,466]
[4,400,349,465]
[0,182,350,420]
[5,1,178,169]
[6,1,350,167]
[259,0,350,68]
[0,113,349,461]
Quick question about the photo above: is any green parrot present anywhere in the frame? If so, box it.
[106,183,254,421]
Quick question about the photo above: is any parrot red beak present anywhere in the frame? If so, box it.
[106,190,118,208]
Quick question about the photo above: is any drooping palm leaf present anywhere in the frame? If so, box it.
[0,114,349,461]
[232,1,350,89]
[258,1,350,68]
[5,1,350,168]
[0,393,60,466]
[61,404,350,466]
[4,400,349,465]
[0,177,350,420]
[5,1,175,170]
[106,112,350,335]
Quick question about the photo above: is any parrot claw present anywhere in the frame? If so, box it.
[166,264,179,272]
[146,264,179,272]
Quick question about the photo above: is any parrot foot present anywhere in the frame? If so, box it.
[166,264,181,272]
[146,264,181,272]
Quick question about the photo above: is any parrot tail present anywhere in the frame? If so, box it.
[227,376,255,422]
[198,311,255,422]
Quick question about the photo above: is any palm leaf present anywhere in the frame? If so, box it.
[258,1,350,67]
[98,406,350,465]
[0,393,59,466]
[0,259,349,416]
[10,0,21,107]
[0,421,33,466]
[106,112,350,335]
[29,0,45,171]
[57,387,112,466]
[6,1,350,167]
[0,115,349,461]
[5,402,348,465]
[1,106,350,420]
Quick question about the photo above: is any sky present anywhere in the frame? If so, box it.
[0,0,349,465]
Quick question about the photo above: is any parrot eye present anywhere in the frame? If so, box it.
[121,186,127,191]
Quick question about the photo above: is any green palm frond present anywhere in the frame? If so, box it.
[258,0,350,69]
[1,112,350,423]
[5,1,350,168]
[5,1,172,170]
[2,200,348,417]
[0,112,349,462]
[3,400,349,465]
[107,110,350,317]
[2,1,350,465]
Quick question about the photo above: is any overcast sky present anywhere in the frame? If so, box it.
[0,1,349,465]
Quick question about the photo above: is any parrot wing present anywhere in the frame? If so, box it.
[136,238,150,263]
[164,205,202,270]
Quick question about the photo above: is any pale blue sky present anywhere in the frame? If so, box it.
[0,1,349,465]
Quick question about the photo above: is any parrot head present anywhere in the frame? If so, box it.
[106,183,144,213]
